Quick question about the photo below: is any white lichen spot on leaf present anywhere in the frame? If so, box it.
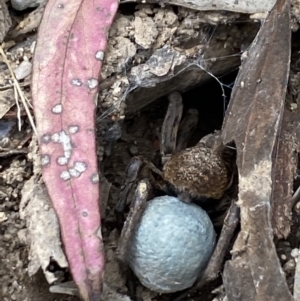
[95,50,104,61]
[52,104,63,114]
[51,131,73,159]
[74,161,87,173]
[57,156,68,166]
[69,168,81,178]
[41,154,51,166]
[91,173,99,184]
[51,133,60,142]
[67,162,87,178]
[82,211,88,217]
[41,134,51,144]
[87,78,99,89]
[71,78,83,86]
[60,170,71,181]
[69,125,79,134]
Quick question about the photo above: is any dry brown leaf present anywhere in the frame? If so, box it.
[221,0,292,300]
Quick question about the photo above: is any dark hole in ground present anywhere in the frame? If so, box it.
[181,70,237,145]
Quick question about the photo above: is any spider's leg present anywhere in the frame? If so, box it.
[116,179,151,262]
[116,178,152,299]
[195,200,240,287]
[115,157,143,228]
[161,91,183,165]
[176,108,199,152]
[198,130,222,150]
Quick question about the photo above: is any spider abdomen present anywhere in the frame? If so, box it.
[163,145,230,200]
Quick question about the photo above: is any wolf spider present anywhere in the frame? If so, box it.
[115,91,239,297]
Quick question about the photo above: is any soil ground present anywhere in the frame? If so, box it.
[1,3,300,301]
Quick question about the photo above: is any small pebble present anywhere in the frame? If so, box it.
[290,103,298,111]
[6,225,18,235]
[3,234,11,241]
[283,259,296,274]
[0,212,8,223]
[281,254,287,260]
[17,229,28,245]
[12,280,18,288]
[14,61,32,80]
[291,248,299,258]
[129,145,139,155]
[11,293,16,301]
[295,201,300,213]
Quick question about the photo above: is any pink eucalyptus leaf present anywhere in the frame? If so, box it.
[31,1,118,300]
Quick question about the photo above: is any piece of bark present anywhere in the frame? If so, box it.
[20,176,69,283]
[0,0,11,42]
[221,0,292,300]
[120,0,275,14]
[19,138,69,284]
[31,1,118,300]
[272,106,299,239]
[7,2,45,39]
[0,88,15,119]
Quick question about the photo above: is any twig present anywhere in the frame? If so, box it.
[0,45,37,135]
